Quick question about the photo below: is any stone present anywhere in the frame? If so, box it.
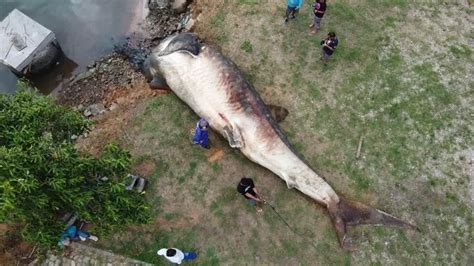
[196,13,203,22]
[70,70,94,86]
[84,103,106,117]
[185,18,195,31]
[171,0,190,13]
[109,102,119,111]
[149,0,169,9]
[83,109,92,117]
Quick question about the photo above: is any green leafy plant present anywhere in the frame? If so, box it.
[0,84,150,247]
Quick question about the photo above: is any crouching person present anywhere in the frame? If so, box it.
[157,248,198,264]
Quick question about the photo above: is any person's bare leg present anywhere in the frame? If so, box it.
[255,201,263,214]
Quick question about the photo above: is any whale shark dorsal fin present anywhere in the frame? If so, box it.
[266,104,289,123]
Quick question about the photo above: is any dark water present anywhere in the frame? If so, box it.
[0,0,145,94]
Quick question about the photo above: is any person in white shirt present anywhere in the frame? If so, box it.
[157,248,197,264]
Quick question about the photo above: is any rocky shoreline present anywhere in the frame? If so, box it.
[56,0,195,114]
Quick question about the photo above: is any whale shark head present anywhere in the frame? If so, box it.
[144,33,201,88]
[156,32,201,57]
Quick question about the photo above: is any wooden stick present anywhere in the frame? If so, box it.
[356,136,364,159]
[27,246,37,259]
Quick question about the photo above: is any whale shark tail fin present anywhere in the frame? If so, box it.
[328,198,419,251]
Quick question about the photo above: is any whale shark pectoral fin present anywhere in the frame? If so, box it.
[223,125,244,148]
[266,104,290,123]
[149,76,170,90]
[285,175,298,189]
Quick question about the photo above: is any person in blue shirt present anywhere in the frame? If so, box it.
[192,118,210,149]
[285,0,304,25]
[58,225,98,247]
[320,32,339,63]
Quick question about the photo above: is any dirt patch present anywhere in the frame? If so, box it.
[75,80,163,155]
[155,210,201,230]
[0,230,36,265]
[134,160,157,177]
[208,148,225,162]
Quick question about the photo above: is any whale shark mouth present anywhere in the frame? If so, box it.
[157,32,201,57]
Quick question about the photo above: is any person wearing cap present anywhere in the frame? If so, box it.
[192,118,210,149]
[157,248,197,264]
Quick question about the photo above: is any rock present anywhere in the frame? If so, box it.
[109,102,119,111]
[149,0,169,9]
[171,0,190,13]
[26,42,61,75]
[73,104,84,112]
[83,109,92,117]
[185,18,195,31]
[84,103,106,117]
[196,13,203,22]
[71,134,78,140]
[69,70,94,86]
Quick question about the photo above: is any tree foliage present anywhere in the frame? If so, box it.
[0,85,150,247]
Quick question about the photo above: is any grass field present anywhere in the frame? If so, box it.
[92,1,473,265]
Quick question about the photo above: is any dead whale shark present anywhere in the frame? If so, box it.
[147,33,418,250]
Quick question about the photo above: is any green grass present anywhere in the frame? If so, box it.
[240,40,253,53]
[94,1,473,265]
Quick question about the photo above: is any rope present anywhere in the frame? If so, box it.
[263,201,319,249]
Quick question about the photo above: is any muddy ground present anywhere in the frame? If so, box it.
[15,0,474,265]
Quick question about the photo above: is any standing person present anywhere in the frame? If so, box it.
[157,248,198,264]
[284,0,304,25]
[237,177,265,213]
[320,32,338,64]
[192,118,210,149]
[309,0,326,34]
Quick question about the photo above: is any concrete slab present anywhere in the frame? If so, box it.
[0,9,55,72]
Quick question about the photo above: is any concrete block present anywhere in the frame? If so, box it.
[0,9,55,72]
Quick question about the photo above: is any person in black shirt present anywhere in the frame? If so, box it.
[320,32,338,63]
[237,177,264,213]
[309,0,326,34]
